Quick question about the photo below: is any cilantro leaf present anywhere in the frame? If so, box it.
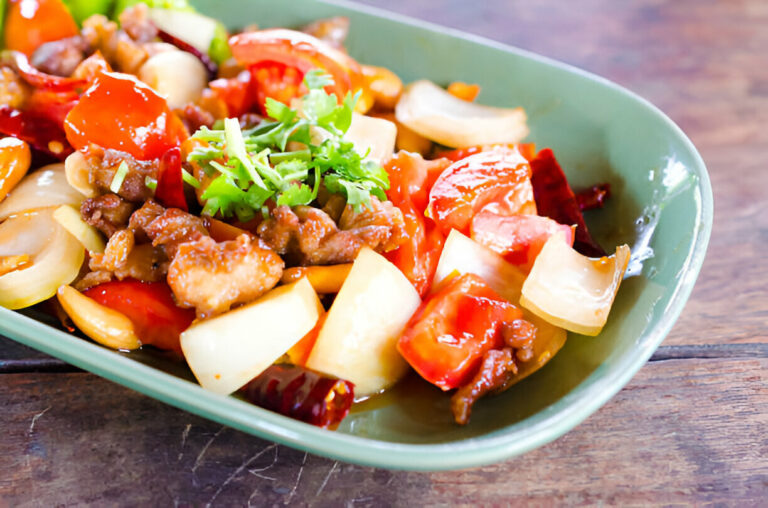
[187,68,390,219]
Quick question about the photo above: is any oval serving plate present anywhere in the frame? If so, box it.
[0,0,712,470]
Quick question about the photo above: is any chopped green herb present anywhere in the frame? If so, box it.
[181,169,201,189]
[188,69,390,218]
[110,161,129,194]
[145,176,158,190]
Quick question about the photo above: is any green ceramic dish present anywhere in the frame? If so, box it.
[0,0,712,470]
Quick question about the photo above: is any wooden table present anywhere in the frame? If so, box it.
[2,0,766,504]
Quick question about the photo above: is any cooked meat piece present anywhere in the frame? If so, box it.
[98,228,135,270]
[338,197,407,253]
[174,103,216,134]
[80,14,148,74]
[118,4,158,44]
[320,193,346,222]
[143,207,209,259]
[167,234,284,318]
[85,145,158,202]
[77,234,169,291]
[257,197,407,266]
[258,205,355,265]
[502,319,537,363]
[127,201,209,257]
[0,67,30,109]
[450,317,537,425]
[81,193,136,237]
[30,36,87,76]
[301,17,350,49]
[74,270,113,291]
[127,200,165,242]
[450,348,517,426]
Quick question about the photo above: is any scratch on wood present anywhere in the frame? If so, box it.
[192,426,225,476]
[178,423,192,462]
[206,443,278,507]
[28,406,51,436]
[316,460,339,497]
[285,452,308,504]
[248,443,279,481]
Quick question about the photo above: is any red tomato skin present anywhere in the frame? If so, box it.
[64,72,187,161]
[229,29,363,100]
[427,147,536,236]
[83,280,195,353]
[4,0,78,56]
[470,210,575,271]
[384,152,451,296]
[249,61,306,115]
[208,71,256,118]
[397,273,523,390]
[439,143,537,163]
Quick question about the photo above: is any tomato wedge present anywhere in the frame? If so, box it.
[439,142,537,163]
[229,28,363,102]
[83,280,195,353]
[208,71,257,118]
[384,151,451,296]
[4,0,79,56]
[64,72,187,161]
[470,209,575,272]
[397,272,524,391]
[427,147,536,235]
[249,61,306,115]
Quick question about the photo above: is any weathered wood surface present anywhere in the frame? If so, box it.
[1,0,767,504]
[0,358,765,506]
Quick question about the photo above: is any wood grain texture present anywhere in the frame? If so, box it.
[0,358,765,505]
[1,0,767,504]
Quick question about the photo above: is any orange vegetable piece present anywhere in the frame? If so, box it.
[281,264,353,294]
[0,137,31,202]
[4,0,79,56]
[447,82,481,102]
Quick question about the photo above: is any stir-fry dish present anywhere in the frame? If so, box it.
[0,0,631,428]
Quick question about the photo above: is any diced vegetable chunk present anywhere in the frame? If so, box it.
[432,230,568,385]
[180,277,322,395]
[520,233,630,336]
[395,80,529,148]
[306,248,421,396]
[398,272,524,390]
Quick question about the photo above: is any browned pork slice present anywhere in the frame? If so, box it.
[257,197,407,266]
[167,234,284,318]
[80,193,136,237]
[84,145,158,202]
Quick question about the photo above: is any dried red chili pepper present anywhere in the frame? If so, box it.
[155,147,188,211]
[0,105,72,159]
[240,364,354,428]
[529,148,606,257]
